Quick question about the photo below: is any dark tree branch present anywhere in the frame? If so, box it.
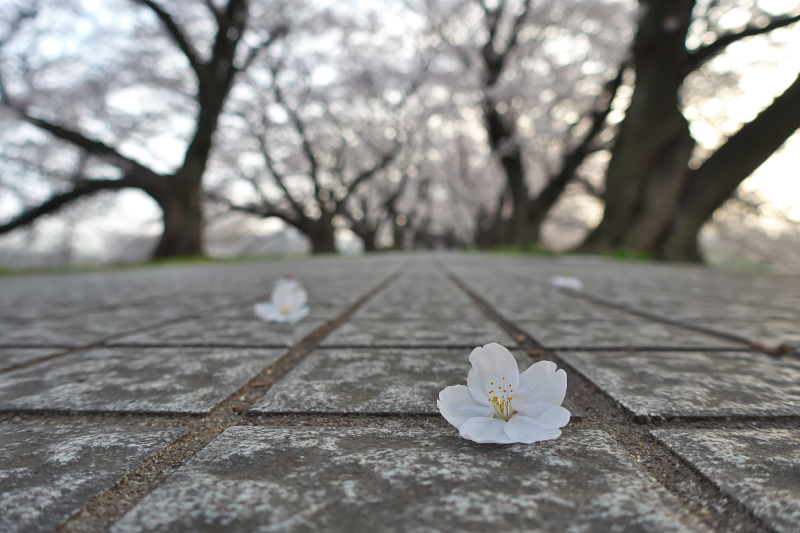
[685,13,800,76]
[134,0,205,78]
[13,111,159,180]
[203,0,223,26]
[481,0,531,87]
[522,56,629,230]
[0,176,143,236]
[339,144,401,203]
[0,4,37,48]
[253,128,306,218]
[205,191,300,228]
[270,82,324,203]
[238,25,288,72]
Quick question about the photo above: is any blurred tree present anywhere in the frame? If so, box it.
[207,9,437,253]
[207,70,417,253]
[424,0,633,248]
[0,0,285,257]
[580,0,800,261]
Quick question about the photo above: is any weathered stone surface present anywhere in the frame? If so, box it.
[352,301,486,321]
[321,319,515,347]
[516,319,743,349]
[697,319,800,349]
[219,302,344,320]
[558,350,800,418]
[111,427,706,533]
[109,318,324,348]
[0,424,185,533]
[496,305,630,321]
[0,348,60,371]
[0,314,167,347]
[0,347,284,414]
[652,429,800,533]
[624,301,798,322]
[250,347,580,417]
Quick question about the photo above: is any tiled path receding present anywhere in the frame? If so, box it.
[1,254,798,532]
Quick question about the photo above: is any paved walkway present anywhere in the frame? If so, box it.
[0,254,798,533]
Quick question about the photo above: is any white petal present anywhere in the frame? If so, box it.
[503,414,563,444]
[285,306,310,323]
[458,417,515,444]
[254,303,281,322]
[552,276,583,290]
[437,385,494,428]
[271,279,307,308]
[514,403,571,429]
[467,343,519,406]
[515,363,567,406]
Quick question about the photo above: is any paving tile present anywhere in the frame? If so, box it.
[0,314,166,347]
[496,305,631,321]
[321,319,515,347]
[250,347,580,417]
[108,318,324,348]
[111,427,706,533]
[517,319,744,349]
[0,347,284,414]
[351,301,486,321]
[218,301,344,320]
[624,302,799,322]
[558,350,800,418]
[0,424,185,533]
[697,319,800,349]
[0,348,60,370]
[652,429,800,533]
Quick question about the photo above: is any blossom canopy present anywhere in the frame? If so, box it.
[254,277,310,323]
[438,343,570,444]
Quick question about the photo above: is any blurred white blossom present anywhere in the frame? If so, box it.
[552,275,584,291]
[254,276,310,323]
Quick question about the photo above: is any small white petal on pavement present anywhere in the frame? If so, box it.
[458,417,515,444]
[515,402,572,428]
[467,343,519,406]
[438,385,494,427]
[516,362,567,406]
[503,414,562,444]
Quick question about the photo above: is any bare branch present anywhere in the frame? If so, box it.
[203,0,223,25]
[237,25,288,73]
[685,13,800,76]
[0,176,143,236]
[340,143,401,203]
[253,127,306,217]
[269,73,325,203]
[134,0,206,78]
[205,191,300,228]
[0,4,37,48]
[13,110,159,178]
[504,0,531,58]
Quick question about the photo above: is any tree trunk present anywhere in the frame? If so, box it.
[152,174,203,257]
[659,72,800,260]
[362,232,377,252]
[580,0,696,255]
[306,210,337,254]
[391,221,405,250]
[483,100,527,246]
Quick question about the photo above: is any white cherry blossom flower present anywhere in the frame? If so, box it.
[254,276,310,323]
[437,343,570,444]
[552,275,583,291]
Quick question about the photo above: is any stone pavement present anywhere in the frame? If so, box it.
[0,254,798,533]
